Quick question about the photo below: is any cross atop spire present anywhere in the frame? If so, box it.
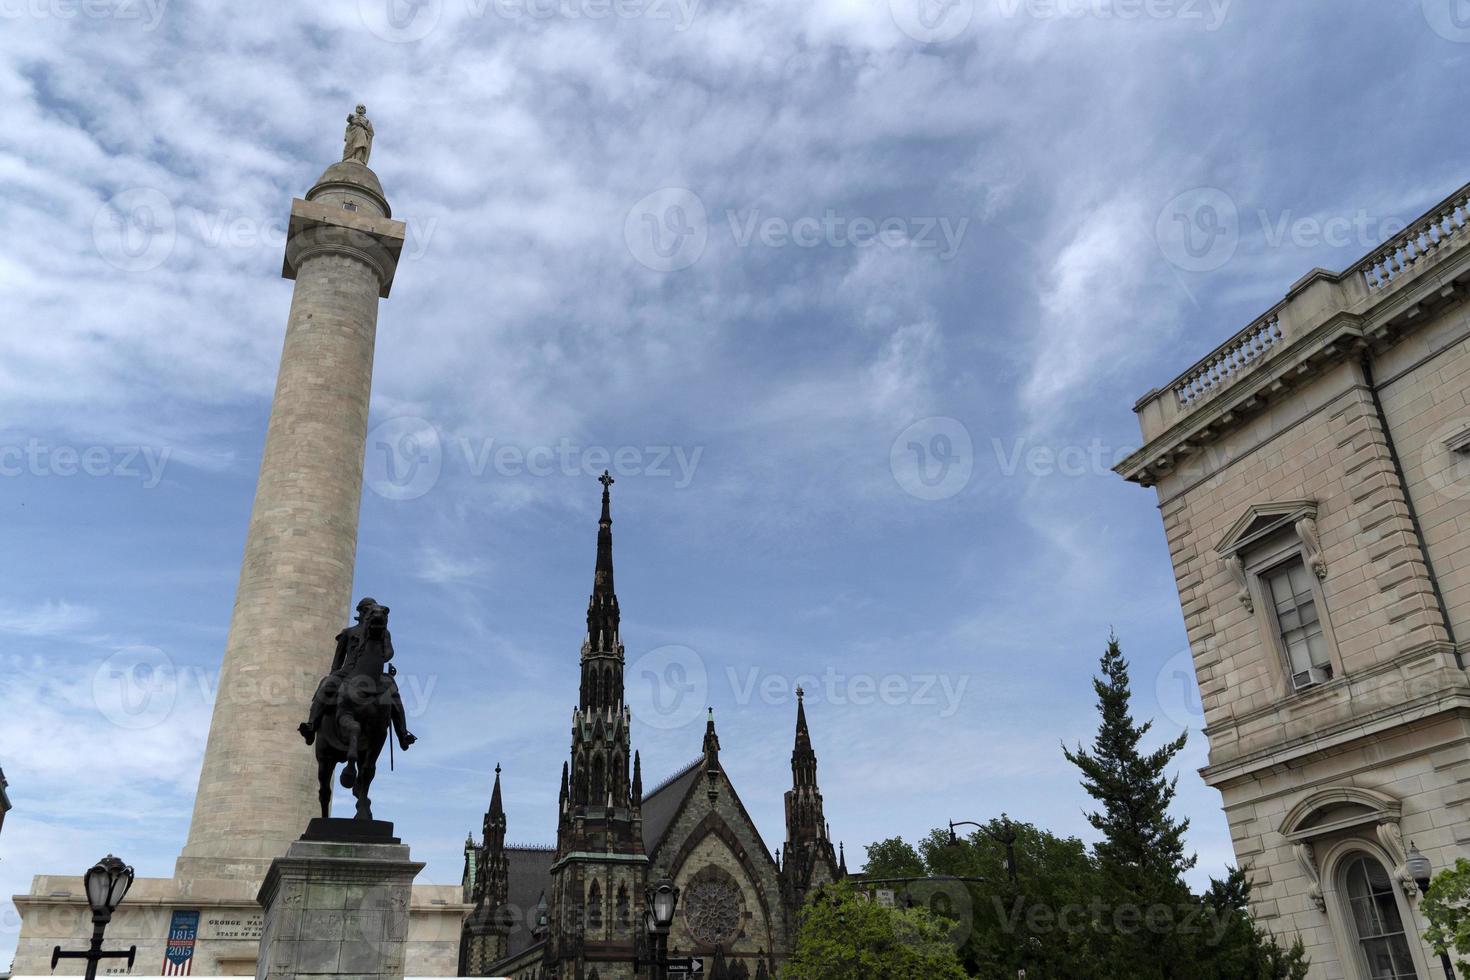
[599,470,615,525]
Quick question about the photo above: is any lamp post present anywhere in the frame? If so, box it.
[950,818,1022,977]
[1408,843,1457,980]
[51,855,137,980]
[949,817,1017,883]
[642,876,680,980]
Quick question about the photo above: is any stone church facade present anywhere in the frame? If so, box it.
[1117,178,1470,977]
[459,475,845,979]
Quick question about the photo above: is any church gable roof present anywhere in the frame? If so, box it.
[643,755,780,879]
[502,845,556,959]
[641,757,705,853]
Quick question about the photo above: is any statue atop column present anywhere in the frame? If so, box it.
[343,104,374,165]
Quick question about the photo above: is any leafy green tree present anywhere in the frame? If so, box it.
[918,819,1100,978]
[781,880,968,980]
[1063,633,1196,976]
[1421,857,1470,972]
[863,837,926,880]
[856,827,1307,978]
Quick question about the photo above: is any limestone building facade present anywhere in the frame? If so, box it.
[459,477,845,980]
[1117,179,1470,977]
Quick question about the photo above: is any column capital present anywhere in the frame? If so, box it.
[282,198,406,298]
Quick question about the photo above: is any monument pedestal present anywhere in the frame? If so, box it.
[256,823,424,980]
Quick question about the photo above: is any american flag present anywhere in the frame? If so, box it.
[162,909,200,975]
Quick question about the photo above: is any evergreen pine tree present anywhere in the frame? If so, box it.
[1198,868,1310,979]
[1063,633,1196,974]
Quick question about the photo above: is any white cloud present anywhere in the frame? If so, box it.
[0,600,98,637]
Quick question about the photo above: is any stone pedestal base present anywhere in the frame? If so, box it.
[256,831,424,980]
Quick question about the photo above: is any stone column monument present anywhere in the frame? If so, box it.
[175,107,406,885]
[11,112,469,978]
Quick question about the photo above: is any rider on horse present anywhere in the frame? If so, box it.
[299,597,416,752]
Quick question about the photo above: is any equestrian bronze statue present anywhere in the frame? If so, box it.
[299,597,416,820]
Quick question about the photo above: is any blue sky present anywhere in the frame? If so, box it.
[5,0,1470,963]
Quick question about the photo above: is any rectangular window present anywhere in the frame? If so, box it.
[1265,558,1332,690]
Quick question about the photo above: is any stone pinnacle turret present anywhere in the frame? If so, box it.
[176,109,405,883]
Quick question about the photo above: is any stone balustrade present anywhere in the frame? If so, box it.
[1353,183,1470,292]
[1121,177,1470,486]
[1172,314,1283,408]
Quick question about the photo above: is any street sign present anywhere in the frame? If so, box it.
[667,957,704,974]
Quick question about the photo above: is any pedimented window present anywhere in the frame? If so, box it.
[1217,500,1338,693]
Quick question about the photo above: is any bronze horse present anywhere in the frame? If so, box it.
[307,601,400,820]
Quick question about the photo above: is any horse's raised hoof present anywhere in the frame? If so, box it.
[340,761,357,789]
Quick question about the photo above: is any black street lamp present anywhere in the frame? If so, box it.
[949,816,1018,883]
[52,855,137,980]
[1408,843,1457,980]
[950,817,1024,976]
[641,876,680,980]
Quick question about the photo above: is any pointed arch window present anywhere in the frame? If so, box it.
[617,884,630,926]
[574,757,589,804]
[590,754,606,805]
[588,879,604,929]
